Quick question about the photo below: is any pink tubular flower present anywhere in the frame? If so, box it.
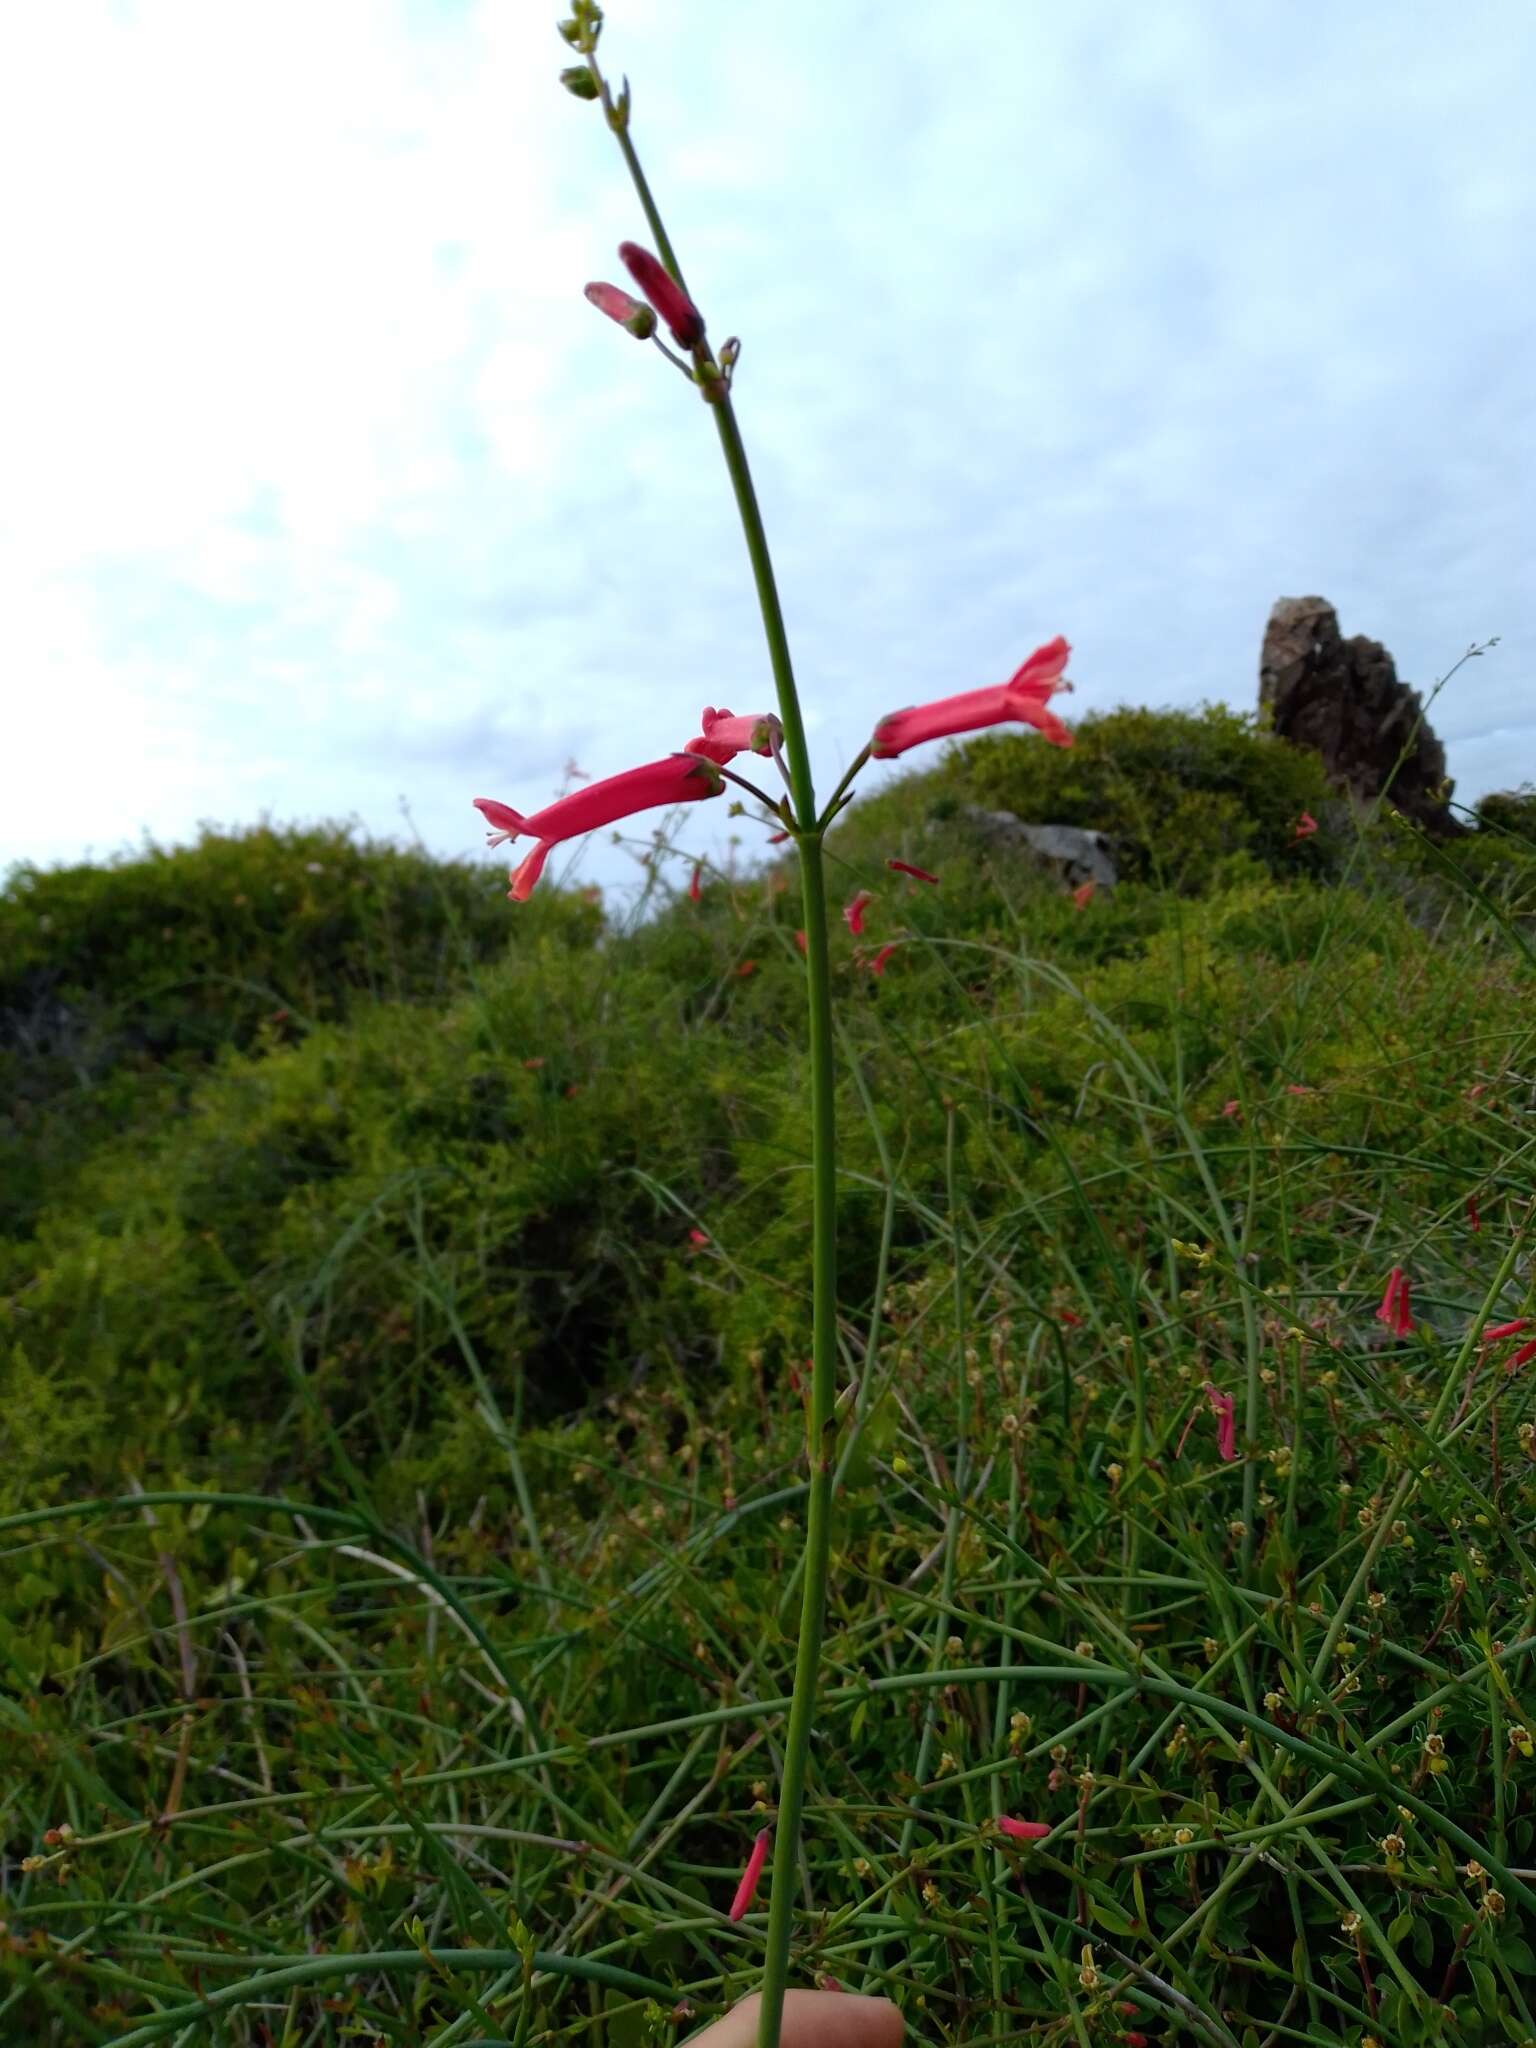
[887,858,939,885]
[843,889,874,936]
[684,707,784,764]
[583,281,657,339]
[1508,1338,1536,1375]
[997,1816,1052,1842]
[1484,1319,1532,1343]
[618,241,705,348]
[474,756,724,899]
[868,942,898,977]
[871,635,1072,759]
[1292,811,1319,842]
[1221,1099,1241,1118]
[1203,1381,1238,1462]
[1376,1266,1413,1338]
[728,1828,771,1921]
[1071,880,1096,910]
[794,929,807,954]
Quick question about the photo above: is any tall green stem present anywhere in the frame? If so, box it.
[589,62,839,2048]
[711,391,839,2048]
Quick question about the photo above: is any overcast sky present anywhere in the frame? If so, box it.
[4,0,1533,899]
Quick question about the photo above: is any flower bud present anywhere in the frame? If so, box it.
[618,241,705,348]
[584,282,656,338]
[560,65,600,100]
[557,17,582,44]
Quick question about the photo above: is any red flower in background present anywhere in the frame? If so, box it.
[997,1816,1052,1841]
[1376,1267,1413,1337]
[1203,1382,1238,1462]
[887,858,939,884]
[843,890,874,936]
[728,1828,771,1921]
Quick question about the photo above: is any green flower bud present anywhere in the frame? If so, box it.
[559,65,599,101]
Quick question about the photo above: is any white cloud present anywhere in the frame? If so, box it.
[3,0,1533,892]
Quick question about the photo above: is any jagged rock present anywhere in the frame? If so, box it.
[960,809,1117,888]
[1259,596,1462,834]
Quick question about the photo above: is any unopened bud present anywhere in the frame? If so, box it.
[584,282,656,338]
[556,17,583,44]
[560,65,600,100]
[619,241,705,348]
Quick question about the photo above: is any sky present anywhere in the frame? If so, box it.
[4,0,1533,901]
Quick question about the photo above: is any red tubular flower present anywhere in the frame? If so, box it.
[997,1816,1052,1841]
[871,635,1072,759]
[1465,1193,1481,1233]
[1376,1267,1413,1338]
[474,756,724,899]
[583,281,657,338]
[1292,811,1319,841]
[1221,1099,1241,1117]
[887,858,939,884]
[843,889,874,936]
[1484,1319,1532,1342]
[868,942,898,976]
[1071,880,1096,910]
[688,1227,710,1247]
[735,959,759,979]
[1507,1338,1536,1375]
[728,1828,771,1921]
[689,863,703,903]
[768,829,791,845]
[1203,1381,1238,1462]
[684,707,784,764]
[618,241,705,348]
[794,929,807,954]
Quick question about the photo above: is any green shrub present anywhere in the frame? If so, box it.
[947,702,1336,887]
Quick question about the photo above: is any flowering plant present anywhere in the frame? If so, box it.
[482,9,1074,2042]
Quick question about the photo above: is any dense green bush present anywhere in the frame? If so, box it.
[0,821,574,1237]
[947,702,1336,887]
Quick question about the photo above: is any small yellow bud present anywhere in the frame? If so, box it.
[1264,1690,1283,1712]
[1174,1826,1195,1846]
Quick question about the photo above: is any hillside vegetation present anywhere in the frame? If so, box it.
[5,710,1536,2047]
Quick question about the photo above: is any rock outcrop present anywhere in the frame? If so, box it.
[1259,597,1462,834]
[960,810,1117,888]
